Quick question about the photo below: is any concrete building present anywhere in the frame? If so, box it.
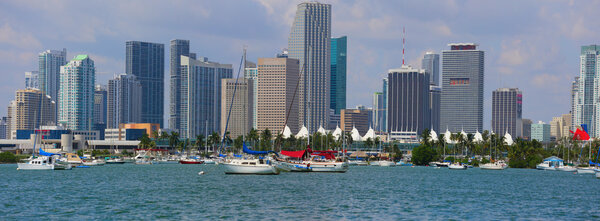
[522,119,532,140]
[571,77,579,131]
[328,109,340,130]
[288,2,331,133]
[169,39,193,130]
[550,114,572,139]
[119,123,160,138]
[0,117,7,139]
[573,45,600,137]
[422,52,440,86]
[93,85,107,126]
[372,92,384,132]
[59,55,95,131]
[25,71,39,89]
[387,65,430,142]
[440,43,484,133]
[126,41,164,127]
[107,73,142,129]
[6,89,56,139]
[491,88,522,137]
[105,128,146,141]
[178,56,232,138]
[341,109,370,136]
[531,121,551,142]
[430,85,441,133]
[257,57,300,134]
[220,78,253,138]
[330,36,347,115]
[244,61,258,129]
[382,78,388,132]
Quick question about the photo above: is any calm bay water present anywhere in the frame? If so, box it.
[1,164,599,220]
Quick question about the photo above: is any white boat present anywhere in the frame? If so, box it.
[577,167,596,174]
[303,159,348,173]
[17,155,71,170]
[64,153,83,165]
[480,161,508,170]
[448,163,467,170]
[377,160,396,167]
[135,159,153,165]
[83,159,105,166]
[536,156,563,170]
[556,165,577,172]
[222,158,279,175]
[596,172,600,179]
[435,162,450,167]
[106,158,125,164]
[203,159,216,164]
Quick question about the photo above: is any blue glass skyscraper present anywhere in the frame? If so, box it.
[330,36,347,115]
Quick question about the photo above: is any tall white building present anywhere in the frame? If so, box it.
[288,2,331,133]
[107,74,142,129]
[39,49,67,119]
[59,55,95,130]
[573,45,600,137]
[25,71,39,89]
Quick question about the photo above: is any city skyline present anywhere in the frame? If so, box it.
[0,1,598,130]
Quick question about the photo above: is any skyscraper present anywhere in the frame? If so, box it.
[422,52,440,86]
[257,57,300,134]
[531,121,550,142]
[430,85,441,133]
[24,71,39,89]
[59,55,95,130]
[178,56,232,138]
[388,65,431,141]
[169,39,191,131]
[440,43,484,133]
[107,74,142,129]
[93,85,107,125]
[341,109,370,135]
[6,89,56,138]
[220,78,253,138]
[38,48,67,119]
[491,88,522,137]
[382,78,388,132]
[571,76,579,131]
[573,45,600,137]
[288,2,331,133]
[330,36,347,115]
[126,41,164,126]
[0,117,7,139]
[372,92,384,132]
[244,61,258,129]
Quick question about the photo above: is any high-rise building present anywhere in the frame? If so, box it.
[25,71,39,89]
[0,117,7,139]
[440,43,484,133]
[59,55,95,130]
[430,85,441,133]
[126,41,164,127]
[522,119,532,140]
[387,65,431,141]
[531,121,550,142]
[220,78,253,138]
[382,78,388,132]
[288,2,331,133]
[107,73,142,129]
[422,52,440,86]
[571,76,579,131]
[550,114,572,139]
[573,45,600,137]
[244,61,258,129]
[491,88,522,137]
[169,39,192,130]
[7,89,56,138]
[341,109,370,136]
[178,56,232,138]
[257,57,300,134]
[372,92,384,132]
[93,85,107,125]
[38,48,67,119]
[330,36,347,115]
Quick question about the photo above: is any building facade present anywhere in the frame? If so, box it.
[0,117,7,139]
[178,56,232,138]
[571,76,579,131]
[38,48,67,119]
[573,45,600,137]
[491,88,522,137]
[220,78,253,138]
[330,36,347,115]
[288,2,331,133]
[382,78,388,132]
[421,52,440,86]
[531,121,551,142]
[341,109,370,136]
[126,41,165,126]
[372,92,384,132]
[244,61,258,129]
[257,57,300,134]
[440,43,484,133]
[7,89,56,138]
[430,85,441,133]
[550,114,572,139]
[522,118,532,140]
[59,55,95,130]
[387,65,430,141]
[93,85,107,126]
[169,39,193,130]
[25,71,39,89]
[107,73,142,129]
[120,123,160,138]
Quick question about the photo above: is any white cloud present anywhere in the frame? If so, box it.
[0,23,42,49]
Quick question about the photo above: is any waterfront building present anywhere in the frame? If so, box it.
[421,52,440,86]
[107,73,142,129]
[372,92,384,132]
[550,114,572,139]
[220,78,253,138]
[0,117,7,139]
[105,128,146,141]
[382,78,388,132]
[126,41,164,127]
[24,71,39,89]
[522,118,532,140]
[341,109,370,136]
[6,89,56,139]
[257,57,300,134]
[387,65,430,141]
[38,48,67,119]
[430,85,441,133]
[119,123,160,138]
[440,43,484,133]
[178,56,232,138]
[531,121,551,142]
[244,61,258,129]
[491,88,522,137]
[169,39,193,130]
[573,45,600,137]
[59,55,95,131]
[93,85,107,126]
[288,2,331,133]
[330,36,347,115]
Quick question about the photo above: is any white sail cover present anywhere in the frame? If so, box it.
[351,126,362,141]
[282,125,292,139]
[296,125,309,138]
[317,125,327,135]
[444,129,454,144]
[504,132,514,146]
[429,129,439,142]
[362,127,376,140]
[473,131,484,143]
[332,126,343,140]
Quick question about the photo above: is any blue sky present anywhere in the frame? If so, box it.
[0,0,598,129]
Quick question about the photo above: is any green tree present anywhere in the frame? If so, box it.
[169,132,180,151]
[233,136,244,152]
[152,130,159,141]
[138,133,151,149]
[208,132,221,152]
[412,145,436,165]
[420,128,431,147]
[246,128,260,148]
[365,137,374,149]
[260,128,272,151]
[195,134,205,149]
[274,133,285,152]
[0,151,18,163]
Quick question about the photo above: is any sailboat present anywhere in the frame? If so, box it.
[18,147,71,170]
[222,143,279,175]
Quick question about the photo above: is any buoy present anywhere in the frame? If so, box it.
[198,171,205,175]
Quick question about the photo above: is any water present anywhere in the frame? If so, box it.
[1,164,599,220]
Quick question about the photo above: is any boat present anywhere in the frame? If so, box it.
[222,158,280,175]
[596,172,600,179]
[17,148,72,170]
[480,161,508,170]
[303,149,348,172]
[276,149,312,172]
[83,159,105,166]
[106,158,125,164]
[577,167,596,174]
[377,160,396,167]
[396,160,413,166]
[448,162,467,170]
[536,156,563,170]
[135,159,153,165]
[556,165,577,172]
[203,158,216,164]
[179,158,205,164]
[435,161,451,167]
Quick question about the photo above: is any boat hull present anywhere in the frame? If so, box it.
[306,161,348,173]
[577,168,596,174]
[596,172,600,179]
[556,166,577,172]
[378,161,395,167]
[448,164,467,170]
[222,163,279,175]
[179,160,204,164]
[480,163,508,170]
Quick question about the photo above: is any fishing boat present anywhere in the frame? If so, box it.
[536,156,563,170]
[480,161,508,170]
[17,148,71,170]
[448,162,467,170]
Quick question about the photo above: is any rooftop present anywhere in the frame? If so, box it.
[73,54,88,61]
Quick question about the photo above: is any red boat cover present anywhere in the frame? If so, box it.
[312,152,336,160]
[281,150,306,158]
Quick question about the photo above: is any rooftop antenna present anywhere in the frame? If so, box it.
[402,26,405,66]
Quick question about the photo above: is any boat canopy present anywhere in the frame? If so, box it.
[350,151,368,158]
[281,150,307,158]
[38,148,60,156]
[242,143,277,155]
[543,156,563,162]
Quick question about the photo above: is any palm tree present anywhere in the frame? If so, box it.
[224,131,233,147]
[208,132,220,152]
[246,128,260,148]
[152,130,159,141]
[421,128,431,147]
[437,133,446,160]
[195,134,205,150]
[260,128,272,151]
[168,132,180,151]
[274,133,285,152]
[138,133,151,149]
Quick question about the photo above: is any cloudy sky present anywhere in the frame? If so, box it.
[0,0,598,129]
